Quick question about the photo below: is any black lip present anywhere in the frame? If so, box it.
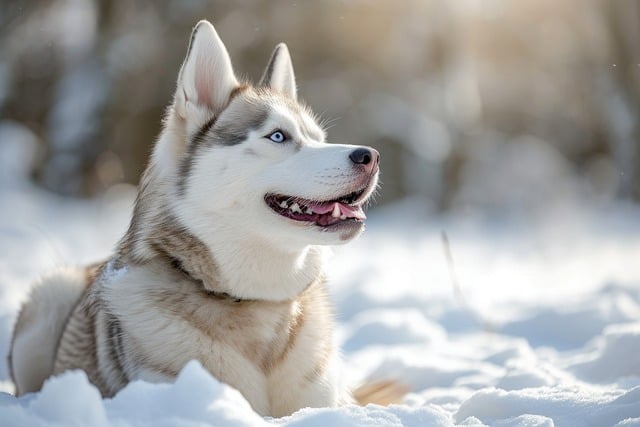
[337,188,366,205]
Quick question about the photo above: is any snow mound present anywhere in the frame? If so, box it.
[567,323,640,383]
[340,308,446,352]
[500,292,640,350]
[2,362,267,427]
[455,386,640,427]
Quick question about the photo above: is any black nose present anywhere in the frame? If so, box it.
[349,148,375,165]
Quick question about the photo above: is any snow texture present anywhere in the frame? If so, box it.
[2,134,640,426]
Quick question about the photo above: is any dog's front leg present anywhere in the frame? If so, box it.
[267,353,345,417]
[199,347,271,416]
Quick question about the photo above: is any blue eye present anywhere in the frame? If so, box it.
[267,130,287,143]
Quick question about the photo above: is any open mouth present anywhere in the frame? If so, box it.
[265,188,368,228]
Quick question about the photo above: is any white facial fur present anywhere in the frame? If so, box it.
[186,95,378,246]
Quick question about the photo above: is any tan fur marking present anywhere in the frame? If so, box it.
[142,265,294,369]
[142,360,179,379]
[123,211,226,295]
[84,262,103,287]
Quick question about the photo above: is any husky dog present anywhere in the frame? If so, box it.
[9,20,396,417]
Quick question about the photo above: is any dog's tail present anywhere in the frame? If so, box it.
[9,264,100,396]
[353,380,410,406]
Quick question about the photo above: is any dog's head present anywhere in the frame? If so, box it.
[157,20,379,250]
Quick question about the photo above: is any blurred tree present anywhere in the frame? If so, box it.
[0,0,638,214]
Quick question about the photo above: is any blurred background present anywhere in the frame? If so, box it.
[1,0,639,218]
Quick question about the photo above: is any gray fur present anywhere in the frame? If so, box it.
[208,107,269,147]
[177,114,219,195]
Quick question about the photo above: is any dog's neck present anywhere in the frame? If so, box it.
[167,257,245,302]
[195,225,327,301]
[117,169,326,302]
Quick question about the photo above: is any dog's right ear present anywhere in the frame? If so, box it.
[259,43,297,99]
[174,20,239,127]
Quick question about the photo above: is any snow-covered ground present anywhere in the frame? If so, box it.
[1,135,640,426]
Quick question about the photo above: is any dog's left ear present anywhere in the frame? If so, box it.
[175,20,239,124]
[259,43,297,100]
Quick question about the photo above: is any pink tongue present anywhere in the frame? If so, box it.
[339,203,365,218]
[309,202,365,219]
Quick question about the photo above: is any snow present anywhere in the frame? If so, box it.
[101,258,130,282]
[1,132,640,426]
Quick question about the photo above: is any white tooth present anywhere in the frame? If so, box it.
[331,203,341,218]
[305,207,313,215]
[280,201,289,209]
[290,203,302,213]
[340,215,347,220]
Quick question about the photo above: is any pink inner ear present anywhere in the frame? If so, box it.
[194,56,213,108]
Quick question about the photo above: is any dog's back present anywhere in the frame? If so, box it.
[9,266,98,395]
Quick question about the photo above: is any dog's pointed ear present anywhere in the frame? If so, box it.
[175,20,239,122]
[259,43,297,99]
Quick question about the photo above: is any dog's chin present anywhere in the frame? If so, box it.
[264,190,369,245]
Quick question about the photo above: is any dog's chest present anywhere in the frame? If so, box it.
[105,268,298,372]
[179,296,296,366]
[102,264,335,415]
